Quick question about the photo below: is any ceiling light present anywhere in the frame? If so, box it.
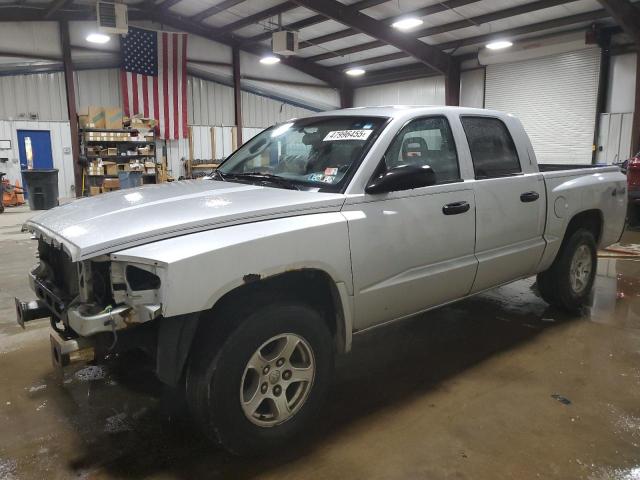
[486,40,513,50]
[260,55,281,65]
[391,17,424,31]
[86,33,110,44]
[345,68,365,76]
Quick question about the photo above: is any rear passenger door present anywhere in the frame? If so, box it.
[460,116,546,293]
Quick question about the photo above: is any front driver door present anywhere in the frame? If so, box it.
[343,116,478,331]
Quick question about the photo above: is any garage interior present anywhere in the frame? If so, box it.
[0,0,640,478]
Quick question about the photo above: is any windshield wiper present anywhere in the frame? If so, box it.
[225,172,300,190]
[209,170,226,181]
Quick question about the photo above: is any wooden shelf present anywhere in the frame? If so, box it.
[191,163,220,168]
[86,155,155,160]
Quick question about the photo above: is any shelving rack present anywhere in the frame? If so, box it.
[79,127,158,196]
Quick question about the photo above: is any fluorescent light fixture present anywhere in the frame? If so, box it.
[260,55,281,65]
[391,17,424,31]
[345,68,365,76]
[86,33,110,44]
[486,40,513,50]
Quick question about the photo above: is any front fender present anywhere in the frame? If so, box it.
[111,212,353,321]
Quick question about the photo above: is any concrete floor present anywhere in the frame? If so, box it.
[0,205,639,480]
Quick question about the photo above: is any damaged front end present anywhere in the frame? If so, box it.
[16,236,165,369]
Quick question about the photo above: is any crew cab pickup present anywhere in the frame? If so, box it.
[17,106,627,454]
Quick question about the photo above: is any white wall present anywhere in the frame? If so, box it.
[0,120,74,198]
[74,69,122,113]
[607,53,636,114]
[0,72,68,121]
[353,76,445,106]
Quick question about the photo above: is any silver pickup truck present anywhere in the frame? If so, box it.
[16,106,626,454]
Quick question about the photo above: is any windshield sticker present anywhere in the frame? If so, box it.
[308,173,325,182]
[323,129,373,141]
[321,175,336,183]
[324,167,338,176]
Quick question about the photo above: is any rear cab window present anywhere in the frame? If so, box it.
[460,116,521,179]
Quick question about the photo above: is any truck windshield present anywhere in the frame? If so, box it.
[217,116,388,191]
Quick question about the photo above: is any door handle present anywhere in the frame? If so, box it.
[442,201,470,215]
[520,191,540,202]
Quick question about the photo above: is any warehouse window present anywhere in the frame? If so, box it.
[461,116,521,179]
[384,116,460,184]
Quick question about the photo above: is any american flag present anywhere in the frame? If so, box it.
[120,27,188,139]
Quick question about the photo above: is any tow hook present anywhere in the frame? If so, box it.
[15,298,52,328]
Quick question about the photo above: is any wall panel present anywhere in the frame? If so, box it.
[0,72,67,121]
[354,76,446,107]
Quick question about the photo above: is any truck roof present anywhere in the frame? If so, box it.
[312,105,512,121]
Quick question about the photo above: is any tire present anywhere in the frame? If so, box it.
[536,228,597,313]
[186,302,334,455]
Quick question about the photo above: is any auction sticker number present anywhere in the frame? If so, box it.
[323,130,373,141]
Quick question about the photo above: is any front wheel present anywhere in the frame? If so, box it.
[536,228,597,313]
[187,302,334,455]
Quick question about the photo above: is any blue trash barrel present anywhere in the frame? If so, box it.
[118,171,143,189]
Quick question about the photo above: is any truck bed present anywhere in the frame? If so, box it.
[538,163,617,172]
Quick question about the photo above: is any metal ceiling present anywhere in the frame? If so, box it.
[0,0,633,87]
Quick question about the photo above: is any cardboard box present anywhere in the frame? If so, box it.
[103,178,120,190]
[100,148,118,157]
[104,107,123,130]
[130,116,157,130]
[90,186,102,196]
[88,106,105,129]
[103,161,117,176]
[78,115,90,129]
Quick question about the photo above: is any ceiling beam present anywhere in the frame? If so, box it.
[210,2,297,37]
[298,0,480,50]
[44,0,71,19]
[242,0,390,45]
[147,10,344,86]
[597,0,640,43]
[290,0,452,74]
[0,6,149,22]
[332,9,610,70]
[305,0,574,61]
[158,0,184,11]
[190,0,245,23]
[349,63,439,87]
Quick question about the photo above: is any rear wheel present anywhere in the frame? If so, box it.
[536,228,597,313]
[186,302,334,455]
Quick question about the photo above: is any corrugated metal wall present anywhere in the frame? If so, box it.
[353,76,446,107]
[0,120,74,198]
[74,69,122,113]
[241,91,314,127]
[0,72,68,121]
[188,77,236,126]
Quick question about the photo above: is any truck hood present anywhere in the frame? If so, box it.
[25,180,346,261]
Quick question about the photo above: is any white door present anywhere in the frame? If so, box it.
[459,116,546,293]
[344,116,477,331]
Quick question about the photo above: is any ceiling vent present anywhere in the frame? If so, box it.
[272,31,298,56]
[97,2,129,35]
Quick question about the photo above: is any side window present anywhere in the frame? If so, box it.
[460,116,521,179]
[384,116,460,184]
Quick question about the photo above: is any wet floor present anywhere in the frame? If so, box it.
[0,206,639,479]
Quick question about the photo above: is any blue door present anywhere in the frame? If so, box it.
[17,130,54,199]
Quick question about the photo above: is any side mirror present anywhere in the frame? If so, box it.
[365,164,436,194]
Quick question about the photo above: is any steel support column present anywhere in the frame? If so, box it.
[445,61,461,106]
[59,20,82,197]
[232,46,243,147]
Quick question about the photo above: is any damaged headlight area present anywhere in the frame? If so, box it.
[20,236,165,337]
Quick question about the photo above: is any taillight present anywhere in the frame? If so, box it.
[628,157,640,186]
